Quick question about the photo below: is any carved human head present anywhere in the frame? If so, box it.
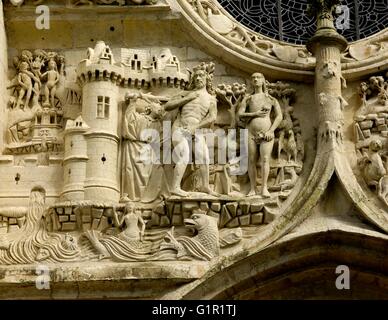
[148,102,164,119]
[189,62,215,93]
[124,202,136,214]
[19,61,29,71]
[192,69,207,89]
[251,72,267,92]
[48,59,57,70]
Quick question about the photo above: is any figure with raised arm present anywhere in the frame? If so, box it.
[163,62,218,197]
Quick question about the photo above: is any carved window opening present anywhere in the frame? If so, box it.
[153,57,157,69]
[97,96,110,119]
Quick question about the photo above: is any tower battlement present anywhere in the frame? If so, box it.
[76,42,189,90]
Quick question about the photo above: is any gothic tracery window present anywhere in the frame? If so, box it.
[219,0,388,44]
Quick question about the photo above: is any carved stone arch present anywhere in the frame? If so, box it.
[335,151,388,233]
[175,0,388,81]
[165,230,388,299]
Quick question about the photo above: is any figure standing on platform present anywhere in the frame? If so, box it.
[238,73,282,197]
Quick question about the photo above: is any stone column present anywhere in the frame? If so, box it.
[0,1,7,154]
[307,0,348,150]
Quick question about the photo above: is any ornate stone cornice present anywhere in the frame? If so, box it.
[8,0,160,6]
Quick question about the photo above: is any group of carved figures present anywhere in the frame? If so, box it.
[0,188,242,263]
[5,50,67,149]
[122,63,304,202]
[0,52,304,263]
[8,49,63,110]
[355,73,388,206]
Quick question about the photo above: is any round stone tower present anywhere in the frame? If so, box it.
[62,116,89,201]
[76,41,123,202]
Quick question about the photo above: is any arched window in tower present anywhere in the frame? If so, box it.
[97,95,110,119]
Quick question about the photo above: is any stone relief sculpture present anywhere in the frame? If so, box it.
[9,0,159,6]
[84,206,242,262]
[355,73,388,207]
[185,0,314,64]
[161,210,220,261]
[164,62,218,197]
[122,92,166,201]
[0,35,308,267]
[215,82,246,129]
[1,0,388,300]
[41,59,60,108]
[0,187,80,264]
[237,73,283,197]
[5,49,65,155]
[72,0,158,5]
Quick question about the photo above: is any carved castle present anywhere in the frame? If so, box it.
[62,41,188,202]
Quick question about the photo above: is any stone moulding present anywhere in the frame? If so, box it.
[1,0,388,299]
[176,0,388,82]
[8,0,166,7]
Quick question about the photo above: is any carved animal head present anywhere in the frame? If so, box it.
[322,61,338,78]
[184,212,218,233]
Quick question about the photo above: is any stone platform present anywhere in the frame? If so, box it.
[47,194,281,233]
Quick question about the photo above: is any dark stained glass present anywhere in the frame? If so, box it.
[218,0,388,44]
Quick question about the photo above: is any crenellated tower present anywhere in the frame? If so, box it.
[76,41,124,202]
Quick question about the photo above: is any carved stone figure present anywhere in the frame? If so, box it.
[4,50,66,154]
[9,61,36,110]
[359,139,386,188]
[113,202,146,242]
[164,62,218,197]
[84,203,151,260]
[122,92,165,201]
[237,73,283,197]
[41,59,60,108]
[85,203,158,261]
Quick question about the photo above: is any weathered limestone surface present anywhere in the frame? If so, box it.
[0,0,387,299]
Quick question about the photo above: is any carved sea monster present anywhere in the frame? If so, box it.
[161,212,220,261]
